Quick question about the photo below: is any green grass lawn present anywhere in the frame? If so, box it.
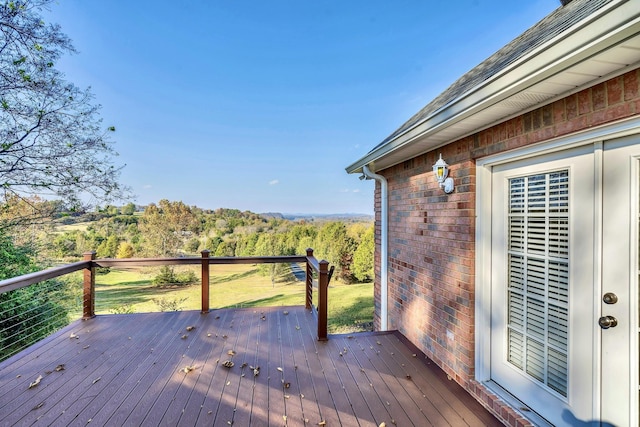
[94,265,374,333]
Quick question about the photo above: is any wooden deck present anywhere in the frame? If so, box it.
[0,307,501,426]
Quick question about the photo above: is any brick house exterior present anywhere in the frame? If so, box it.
[347,1,640,426]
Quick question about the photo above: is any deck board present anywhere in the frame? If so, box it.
[0,307,502,426]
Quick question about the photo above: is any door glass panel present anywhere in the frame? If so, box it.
[507,170,569,397]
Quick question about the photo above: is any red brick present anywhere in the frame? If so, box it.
[372,68,640,427]
[592,83,606,110]
[607,76,624,105]
[624,70,639,101]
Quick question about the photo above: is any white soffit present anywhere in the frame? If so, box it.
[346,0,640,174]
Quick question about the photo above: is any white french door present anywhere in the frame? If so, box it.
[487,138,640,426]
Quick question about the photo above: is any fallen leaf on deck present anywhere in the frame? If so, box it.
[55,364,65,372]
[295,325,300,330]
[186,326,196,331]
[32,402,44,410]
[182,366,195,373]
[318,421,326,426]
[284,382,290,389]
[379,423,386,427]
[69,332,79,339]
[83,345,90,349]
[222,360,234,368]
[227,350,236,356]
[28,375,42,389]
[276,367,283,372]
[207,333,212,337]
[241,362,248,368]
[92,377,101,384]
[181,335,188,339]
[283,310,289,315]
[226,380,231,386]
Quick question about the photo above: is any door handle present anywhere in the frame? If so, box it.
[598,316,618,329]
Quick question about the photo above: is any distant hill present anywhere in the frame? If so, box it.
[261,213,374,223]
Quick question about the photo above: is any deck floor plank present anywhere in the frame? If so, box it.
[384,332,501,427]
[207,307,255,427]
[344,333,415,426]
[283,308,323,425]
[197,308,249,426]
[221,308,261,427]
[279,307,311,426]
[298,312,342,427]
[77,311,203,426]
[326,335,380,426]
[0,307,502,426]
[2,313,143,425]
[70,312,182,426]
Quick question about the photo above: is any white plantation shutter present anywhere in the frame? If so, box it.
[507,170,569,397]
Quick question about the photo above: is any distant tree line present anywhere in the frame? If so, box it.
[42,199,374,284]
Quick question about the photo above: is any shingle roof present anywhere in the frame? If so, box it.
[369,0,614,153]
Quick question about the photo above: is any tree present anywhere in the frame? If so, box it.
[314,221,356,283]
[0,229,72,360]
[352,225,374,282]
[139,200,199,256]
[120,202,136,215]
[96,234,119,258]
[116,241,134,259]
[0,0,127,225]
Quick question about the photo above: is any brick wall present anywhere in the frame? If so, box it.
[370,68,640,426]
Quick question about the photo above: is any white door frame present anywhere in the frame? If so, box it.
[475,116,640,424]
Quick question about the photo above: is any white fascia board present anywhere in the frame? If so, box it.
[345,0,639,175]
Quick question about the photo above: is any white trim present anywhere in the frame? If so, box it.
[592,141,604,422]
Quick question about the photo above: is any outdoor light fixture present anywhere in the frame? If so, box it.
[433,154,454,194]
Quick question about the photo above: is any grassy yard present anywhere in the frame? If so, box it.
[94,265,374,333]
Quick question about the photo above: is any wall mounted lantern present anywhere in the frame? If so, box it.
[433,154,454,194]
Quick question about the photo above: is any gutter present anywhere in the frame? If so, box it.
[361,165,388,331]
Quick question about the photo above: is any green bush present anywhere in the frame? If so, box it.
[152,266,198,286]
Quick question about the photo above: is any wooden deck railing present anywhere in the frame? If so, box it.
[0,249,332,341]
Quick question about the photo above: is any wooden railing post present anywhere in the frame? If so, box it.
[83,251,96,319]
[201,250,210,313]
[305,248,313,310]
[317,259,329,341]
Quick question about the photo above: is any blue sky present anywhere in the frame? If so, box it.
[44,0,561,214]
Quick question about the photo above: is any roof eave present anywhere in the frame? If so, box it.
[346,0,640,174]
